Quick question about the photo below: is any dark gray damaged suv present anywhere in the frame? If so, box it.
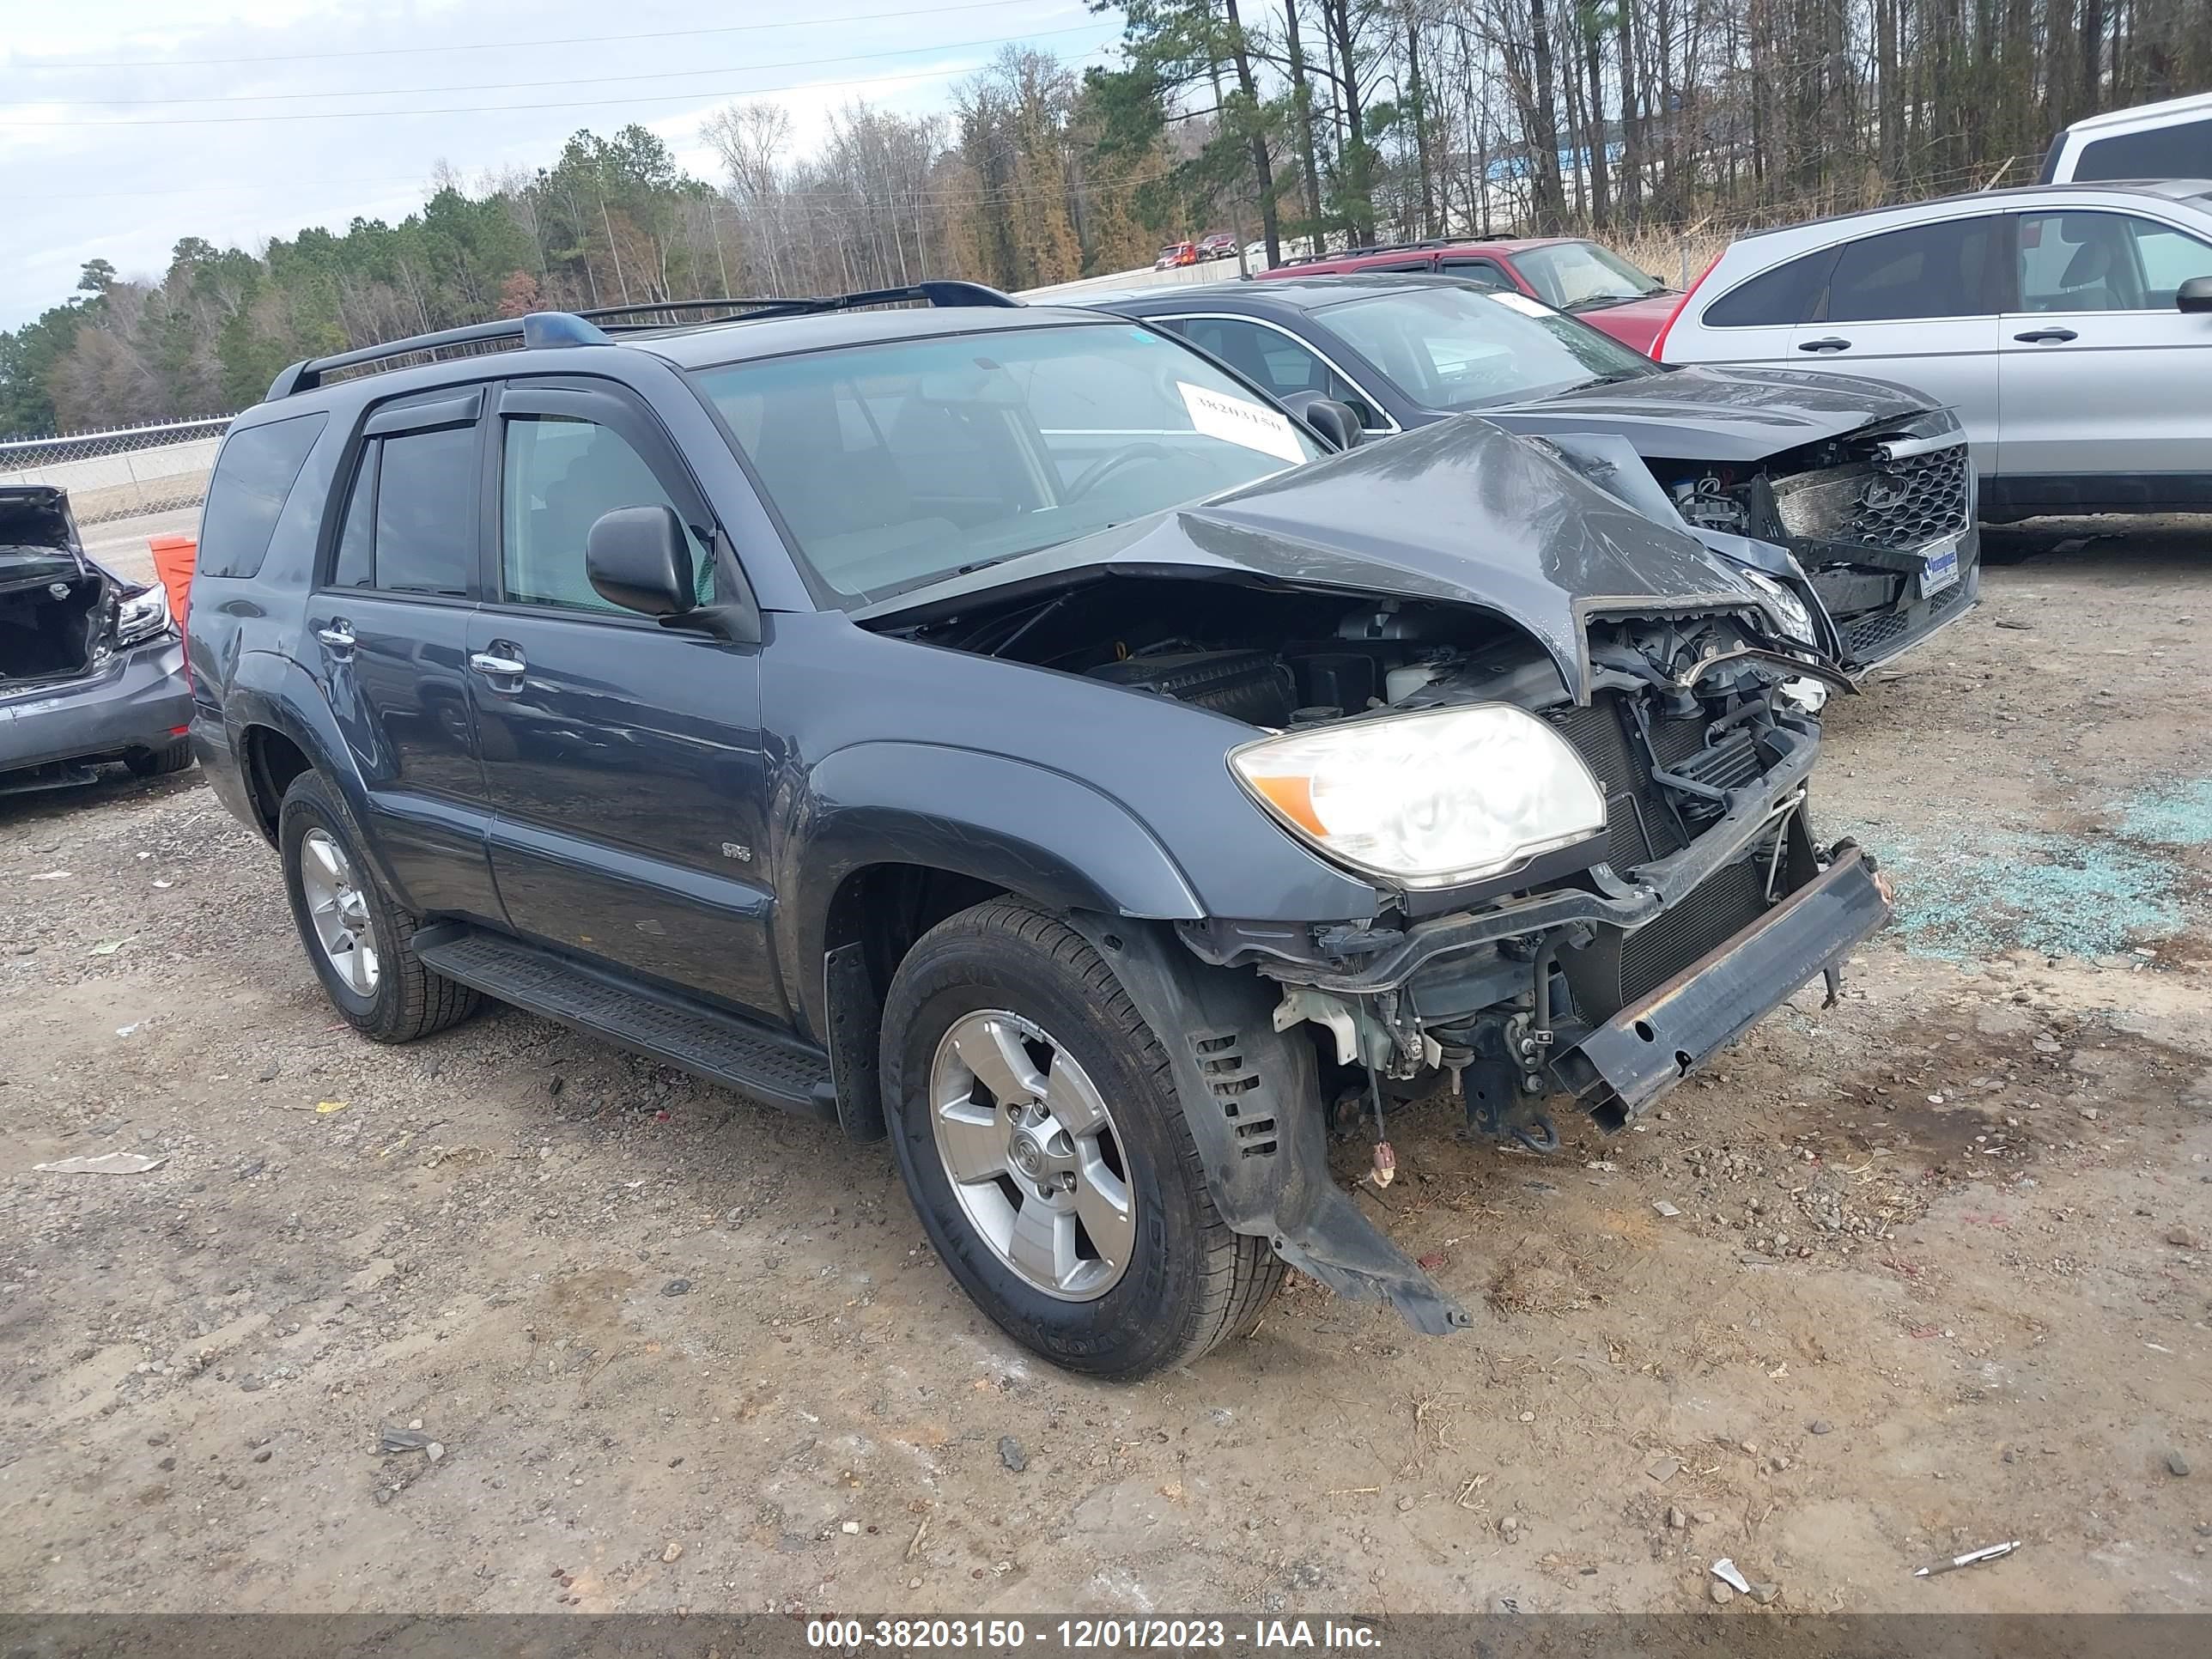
[188,283,1892,1378]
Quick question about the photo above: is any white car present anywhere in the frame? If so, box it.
[1655,179,2212,520]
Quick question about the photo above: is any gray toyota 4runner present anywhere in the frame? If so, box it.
[187,285,1892,1378]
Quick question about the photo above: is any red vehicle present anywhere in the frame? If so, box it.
[1256,236,1682,354]
[1196,232,1239,261]
[1152,241,1200,270]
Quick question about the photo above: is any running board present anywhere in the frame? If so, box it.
[410,923,839,1121]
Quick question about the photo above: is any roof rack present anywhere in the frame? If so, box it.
[264,312,609,400]
[263,282,1021,399]
[574,281,1019,332]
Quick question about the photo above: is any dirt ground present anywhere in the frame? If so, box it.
[3,523,2209,1618]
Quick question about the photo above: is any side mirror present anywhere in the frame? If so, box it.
[586,505,694,617]
[1285,393,1365,452]
[2178,275,2212,313]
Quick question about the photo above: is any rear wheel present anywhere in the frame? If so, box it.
[277,771,478,1042]
[879,899,1282,1378]
[125,738,193,778]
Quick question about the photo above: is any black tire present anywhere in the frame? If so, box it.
[277,770,479,1042]
[126,737,194,778]
[879,898,1283,1379]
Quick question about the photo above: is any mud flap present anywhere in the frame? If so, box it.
[1066,911,1472,1337]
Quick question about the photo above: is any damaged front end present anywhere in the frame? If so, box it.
[1659,412,1979,672]
[3,484,190,792]
[1179,607,1890,1162]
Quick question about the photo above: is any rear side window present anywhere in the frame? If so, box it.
[1702,250,1835,327]
[1823,218,1997,320]
[196,413,326,580]
[2072,120,2212,182]
[327,424,479,598]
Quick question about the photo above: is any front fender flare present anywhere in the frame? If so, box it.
[1064,911,1471,1339]
[784,742,1205,1039]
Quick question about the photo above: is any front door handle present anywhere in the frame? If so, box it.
[468,647,526,681]
[1798,336,1852,352]
[315,620,356,656]
[2013,326,2078,343]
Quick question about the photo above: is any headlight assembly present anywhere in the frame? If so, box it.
[1230,703,1607,888]
[115,586,173,647]
[1738,570,1815,647]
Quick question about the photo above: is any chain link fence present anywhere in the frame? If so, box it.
[0,416,233,529]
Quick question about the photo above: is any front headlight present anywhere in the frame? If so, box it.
[115,586,172,646]
[1230,704,1607,888]
[1739,570,1814,647]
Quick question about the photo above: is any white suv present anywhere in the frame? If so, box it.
[2040,90,2212,184]
[1654,179,2212,520]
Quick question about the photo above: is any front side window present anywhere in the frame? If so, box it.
[1823,218,1997,321]
[1439,258,1510,289]
[328,422,477,597]
[1164,317,1386,429]
[1315,283,1657,411]
[501,416,712,612]
[2017,210,2212,312]
[690,323,1323,605]
[1512,240,1664,309]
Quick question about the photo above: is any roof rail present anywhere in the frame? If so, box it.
[264,311,610,401]
[574,281,1020,332]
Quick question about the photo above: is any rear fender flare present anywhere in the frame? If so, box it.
[221,654,392,884]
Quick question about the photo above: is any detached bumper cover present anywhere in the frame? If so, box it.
[1551,843,1891,1121]
[0,639,191,775]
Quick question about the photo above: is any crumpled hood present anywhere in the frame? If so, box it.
[860,416,1788,698]
[1482,364,1951,464]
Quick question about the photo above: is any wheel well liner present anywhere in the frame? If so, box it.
[242,725,313,841]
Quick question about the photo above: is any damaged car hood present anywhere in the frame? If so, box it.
[1482,364,1947,463]
[856,417,1790,697]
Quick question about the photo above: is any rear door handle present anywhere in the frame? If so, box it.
[1798,337,1852,352]
[314,620,356,656]
[469,646,527,682]
[2013,327,2078,343]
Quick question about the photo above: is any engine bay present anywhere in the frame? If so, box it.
[899,574,1814,736]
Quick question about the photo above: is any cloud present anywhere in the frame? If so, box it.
[0,0,1112,329]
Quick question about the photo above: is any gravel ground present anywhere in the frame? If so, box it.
[2,524,2209,1615]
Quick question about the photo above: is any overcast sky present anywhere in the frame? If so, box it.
[0,0,1117,331]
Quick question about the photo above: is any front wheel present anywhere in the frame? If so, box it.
[879,899,1282,1379]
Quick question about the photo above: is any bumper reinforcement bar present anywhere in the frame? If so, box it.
[1550,843,1892,1127]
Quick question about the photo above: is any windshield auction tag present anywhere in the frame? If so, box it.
[1176,381,1308,464]
[1485,290,1554,319]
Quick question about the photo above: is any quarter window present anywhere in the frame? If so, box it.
[198,412,326,580]
[2072,121,2212,183]
[327,422,477,597]
[2017,210,2212,312]
[1822,219,1997,321]
[501,416,711,612]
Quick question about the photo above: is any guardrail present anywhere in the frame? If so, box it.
[0,416,233,527]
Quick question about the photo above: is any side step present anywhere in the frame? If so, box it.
[411,923,839,1121]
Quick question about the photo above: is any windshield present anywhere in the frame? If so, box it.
[690,322,1324,605]
[1513,240,1666,308]
[1317,283,1659,411]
